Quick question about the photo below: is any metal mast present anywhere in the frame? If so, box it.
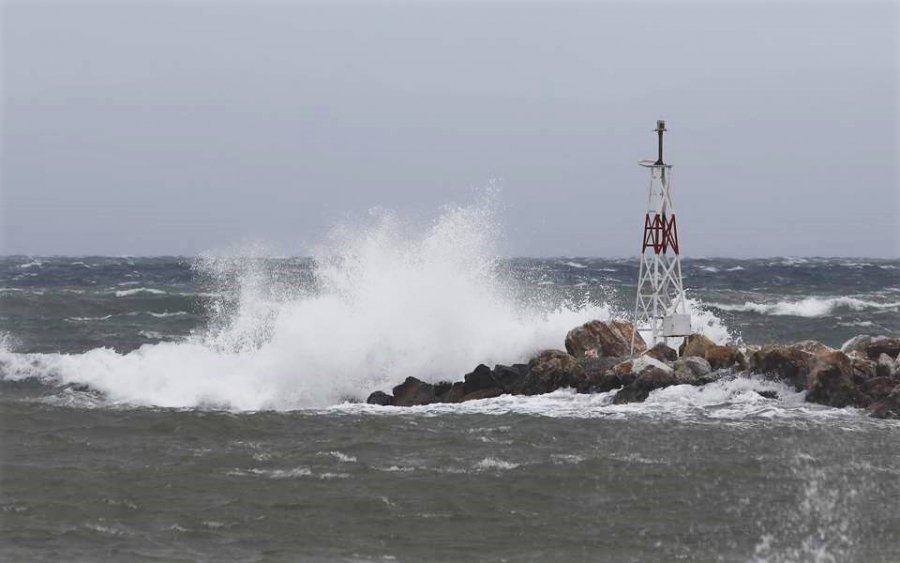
[631,120,691,354]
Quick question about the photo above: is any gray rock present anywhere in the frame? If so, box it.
[876,353,898,378]
[577,356,626,393]
[673,356,711,384]
[612,367,678,404]
[463,364,495,395]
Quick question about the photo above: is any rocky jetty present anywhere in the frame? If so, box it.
[364,321,900,419]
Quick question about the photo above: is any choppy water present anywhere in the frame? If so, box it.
[2,249,899,561]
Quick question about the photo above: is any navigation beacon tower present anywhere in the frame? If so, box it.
[631,120,691,355]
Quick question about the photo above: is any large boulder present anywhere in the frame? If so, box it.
[673,356,712,385]
[366,391,395,406]
[392,377,437,406]
[805,351,867,408]
[705,344,747,371]
[876,354,899,378]
[860,376,900,403]
[869,385,900,419]
[440,382,467,403]
[841,334,874,356]
[460,363,526,396]
[679,334,716,358]
[565,320,646,359]
[463,364,496,394]
[849,356,877,385]
[865,337,900,360]
[613,361,678,404]
[577,356,625,393]
[842,335,900,361]
[517,350,585,395]
[749,345,813,391]
[643,343,678,363]
[493,364,528,393]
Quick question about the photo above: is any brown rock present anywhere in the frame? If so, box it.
[643,342,678,363]
[679,334,716,358]
[869,385,900,419]
[705,344,747,371]
[842,335,900,360]
[864,337,900,361]
[860,376,900,402]
[805,351,868,408]
[749,345,813,391]
[564,320,646,359]
[517,349,585,395]
[849,357,877,385]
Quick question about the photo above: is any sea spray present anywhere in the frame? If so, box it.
[0,198,621,410]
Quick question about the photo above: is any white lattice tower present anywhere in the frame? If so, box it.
[631,120,691,355]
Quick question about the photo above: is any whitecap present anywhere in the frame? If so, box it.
[708,296,900,317]
[475,457,520,471]
[115,288,167,297]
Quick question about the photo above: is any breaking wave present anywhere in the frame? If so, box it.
[709,296,900,318]
[330,376,866,422]
[0,197,630,410]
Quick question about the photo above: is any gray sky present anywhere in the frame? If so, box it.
[1,0,898,257]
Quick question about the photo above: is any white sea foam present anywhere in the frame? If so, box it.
[324,451,357,463]
[0,197,629,410]
[709,296,900,317]
[474,457,520,471]
[115,288,167,297]
[227,466,313,479]
[66,315,114,322]
[563,261,587,269]
[331,376,865,422]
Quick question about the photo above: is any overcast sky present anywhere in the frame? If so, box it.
[1,0,897,257]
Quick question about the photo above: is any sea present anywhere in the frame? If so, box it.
[2,213,899,561]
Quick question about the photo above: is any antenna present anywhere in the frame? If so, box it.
[655,119,666,166]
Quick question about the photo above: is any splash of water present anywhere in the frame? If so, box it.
[0,198,617,410]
